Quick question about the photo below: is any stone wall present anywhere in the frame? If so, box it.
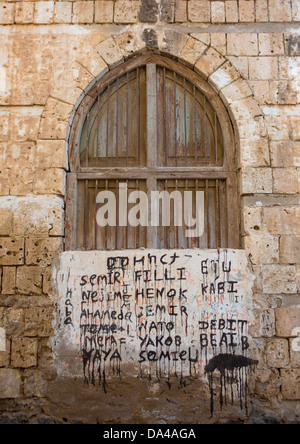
[0,0,299,424]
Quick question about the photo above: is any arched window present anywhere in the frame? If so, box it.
[66,54,239,251]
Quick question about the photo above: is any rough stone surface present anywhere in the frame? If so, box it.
[0,0,299,425]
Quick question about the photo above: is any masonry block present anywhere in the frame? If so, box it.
[275,308,300,337]
[0,238,24,266]
[266,338,290,368]
[11,338,38,368]
[281,369,300,399]
[16,266,42,295]
[0,369,21,398]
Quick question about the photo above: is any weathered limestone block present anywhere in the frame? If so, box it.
[0,2,14,24]
[0,211,12,236]
[23,369,47,398]
[6,308,24,337]
[11,338,38,368]
[256,0,268,22]
[269,80,298,105]
[33,168,66,196]
[15,2,34,24]
[292,0,300,21]
[225,0,238,22]
[220,78,252,105]
[42,266,54,296]
[269,0,292,22]
[230,96,262,121]
[25,238,63,267]
[273,168,299,194]
[244,235,279,265]
[0,369,21,398]
[34,1,54,24]
[36,140,67,170]
[262,207,300,236]
[175,0,187,22]
[114,0,140,23]
[262,265,297,294]
[0,196,64,238]
[280,236,300,264]
[259,33,285,56]
[275,308,300,337]
[211,1,225,23]
[179,37,207,66]
[24,307,53,338]
[239,139,270,167]
[54,1,72,24]
[281,369,300,399]
[0,238,24,266]
[208,61,240,92]
[227,33,258,56]
[16,266,43,295]
[211,33,226,55]
[270,141,300,167]
[72,1,94,24]
[242,207,263,236]
[160,0,175,22]
[95,37,124,67]
[241,168,273,194]
[249,57,279,80]
[38,98,73,140]
[239,0,255,22]
[114,30,146,58]
[0,339,10,367]
[188,0,210,22]
[266,338,290,368]
[0,110,9,141]
[290,337,300,367]
[195,48,224,78]
[250,309,276,338]
[95,1,114,23]
[1,266,16,294]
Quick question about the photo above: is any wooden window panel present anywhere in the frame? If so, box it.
[66,54,239,251]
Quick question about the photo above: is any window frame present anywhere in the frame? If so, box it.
[66,53,240,251]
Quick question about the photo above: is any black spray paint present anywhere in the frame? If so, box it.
[205,354,258,417]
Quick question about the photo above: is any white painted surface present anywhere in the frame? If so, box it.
[52,249,255,380]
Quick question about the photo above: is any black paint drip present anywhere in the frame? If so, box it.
[205,354,258,417]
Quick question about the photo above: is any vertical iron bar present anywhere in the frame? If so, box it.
[135,69,139,166]
[84,180,88,250]
[175,179,178,248]
[116,77,119,167]
[115,179,119,249]
[214,112,218,165]
[163,67,167,167]
[95,179,98,249]
[125,179,128,249]
[86,112,89,167]
[184,78,187,167]
[204,97,208,165]
[173,72,178,167]
[106,84,110,167]
[193,85,198,165]
[126,72,129,167]
[165,180,169,249]
[206,179,210,248]
[105,180,108,250]
[96,95,100,166]
[137,68,141,166]
[216,180,221,248]
[185,179,189,249]
[196,179,200,248]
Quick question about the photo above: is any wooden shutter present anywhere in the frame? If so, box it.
[66,54,239,251]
